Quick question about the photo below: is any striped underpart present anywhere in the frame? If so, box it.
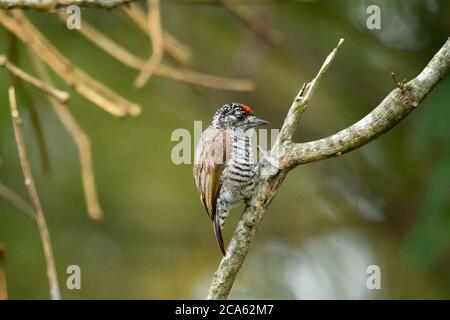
[227,130,255,190]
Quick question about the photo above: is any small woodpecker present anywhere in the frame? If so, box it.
[193,103,268,255]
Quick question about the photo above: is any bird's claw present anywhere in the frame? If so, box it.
[257,146,281,175]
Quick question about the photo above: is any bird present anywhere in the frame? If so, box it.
[193,103,268,256]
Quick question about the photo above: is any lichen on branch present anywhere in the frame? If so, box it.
[207,36,450,300]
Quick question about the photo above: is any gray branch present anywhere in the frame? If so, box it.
[0,0,134,9]
[207,36,450,299]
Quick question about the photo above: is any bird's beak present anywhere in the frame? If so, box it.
[248,116,269,128]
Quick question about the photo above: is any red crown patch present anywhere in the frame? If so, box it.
[241,104,253,113]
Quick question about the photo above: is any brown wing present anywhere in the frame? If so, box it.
[193,127,231,221]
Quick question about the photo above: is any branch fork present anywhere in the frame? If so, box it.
[207,36,450,299]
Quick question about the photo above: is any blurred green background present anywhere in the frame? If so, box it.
[0,0,449,299]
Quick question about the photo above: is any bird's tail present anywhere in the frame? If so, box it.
[213,219,226,256]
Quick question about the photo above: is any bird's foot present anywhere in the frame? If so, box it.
[257,146,281,175]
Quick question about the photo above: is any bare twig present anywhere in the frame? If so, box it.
[66,15,255,91]
[0,10,141,117]
[281,38,450,168]
[122,2,192,65]
[29,51,103,221]
[0,55,69,103]
[0,182,34,220]
[273,38,344,146]
[134,0,164,88]
[8,87,61,300]
[155,64,255,91]
[390,72,405,92]
[220,0,283,45]
[207,37,450,299]
[7,31,52,174]
[0,0,134,10]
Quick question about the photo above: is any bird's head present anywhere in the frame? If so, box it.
[212,103,268,131]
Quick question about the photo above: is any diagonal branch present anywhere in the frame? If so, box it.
[8,87,61,300]
[0,182,34,220]
[273,38,344,148]
[65,14,255,91]
[0,10,141,117]
[0,55,69,103]
[0,0,135,10]
[121,2,192,65]
[220,0,283,46]
[7,31,52,175]
[280,37,450,168]
[134,0,164,88]
[154,64,255,91]
[29,50,104,221]
[207,36,450,299]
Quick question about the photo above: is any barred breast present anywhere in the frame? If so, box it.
[225,129,256,196]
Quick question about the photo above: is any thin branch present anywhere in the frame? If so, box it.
[8,87,61,300]
[65,15,255,91]
[155,64,255,91]
[273,38,344,149]
[122,2,192,65]
[7,31,52,175]
[207,36,450,299]
[0,10,141,117]
[58,13,145,69]
[134,0,164,88]
[0,0,135,10]
[0,55,69,103]
[16,88,52,174]
[0,182,35,220]
[390,72,406,92]
[29,50,103,221]
[220,0,283,45]
[281,37,450,168]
